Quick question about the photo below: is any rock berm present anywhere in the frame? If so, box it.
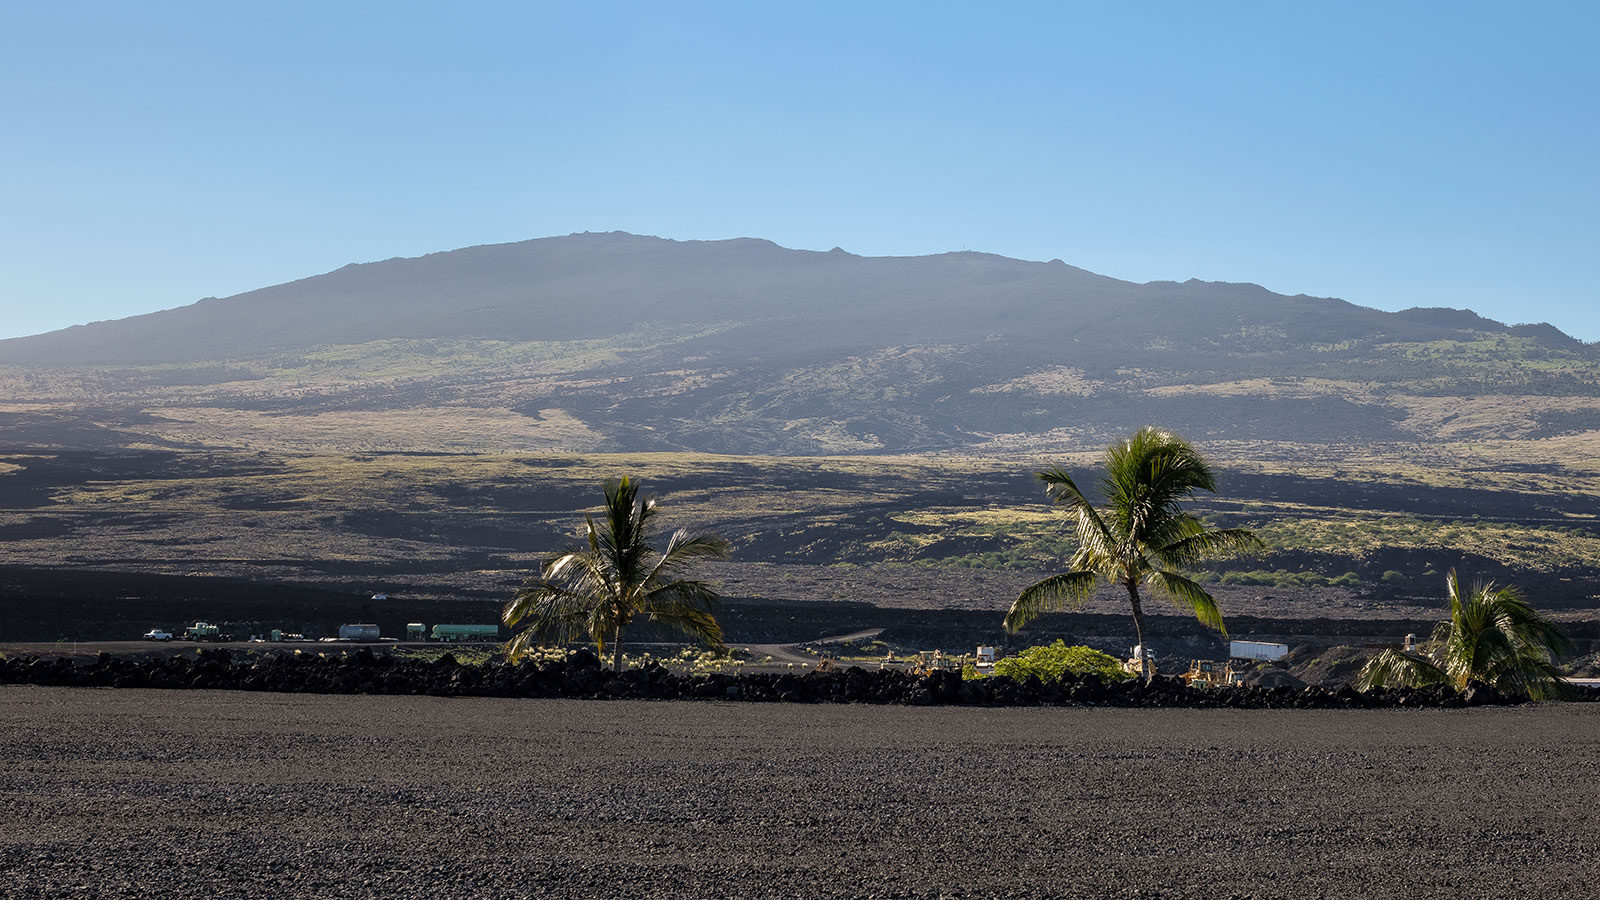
[0,647,1573,708]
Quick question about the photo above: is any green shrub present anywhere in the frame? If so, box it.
[1211,568,1363,589]
[988,640,1131,683]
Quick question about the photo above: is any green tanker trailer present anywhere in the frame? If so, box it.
[429,624,500,642]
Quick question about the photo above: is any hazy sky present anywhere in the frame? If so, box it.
[3,2,1596,341]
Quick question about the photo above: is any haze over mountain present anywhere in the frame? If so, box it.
[3,232,1598,454]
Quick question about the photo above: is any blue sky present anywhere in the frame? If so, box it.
[3,2,1596,341]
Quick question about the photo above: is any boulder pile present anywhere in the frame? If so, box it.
[0,648,1586,708]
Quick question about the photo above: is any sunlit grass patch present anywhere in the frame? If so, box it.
[1255,516,1600,571]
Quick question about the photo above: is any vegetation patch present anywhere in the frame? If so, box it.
[979,640,1130,683]
[1256,517,1600,572]
[1191,569,1362,589]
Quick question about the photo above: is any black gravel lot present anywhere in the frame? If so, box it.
[2,687,1597,900]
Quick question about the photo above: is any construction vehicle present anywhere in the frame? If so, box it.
[1124,645,1157,678]
[909,650,964,676]
[1183,658,1246,687]
[974,646,997,673]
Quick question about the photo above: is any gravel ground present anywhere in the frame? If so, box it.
[3,687,1597,900]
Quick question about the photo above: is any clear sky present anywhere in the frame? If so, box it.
[3,2,1596,342]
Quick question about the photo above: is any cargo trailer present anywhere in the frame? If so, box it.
[1229,640,1289,662]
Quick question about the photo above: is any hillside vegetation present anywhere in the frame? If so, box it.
[1,444,1595,614]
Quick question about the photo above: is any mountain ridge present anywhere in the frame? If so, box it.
[9,231,1580,363]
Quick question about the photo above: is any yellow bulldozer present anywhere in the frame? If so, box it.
[1181,658,1246,687]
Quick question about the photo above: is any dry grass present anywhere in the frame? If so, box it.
[972,366,1104,396]
[1256,516,1600,572]
[138,406,610,453]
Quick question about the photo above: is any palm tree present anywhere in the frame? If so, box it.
[1356,570,1571,700]
[1004,427,1263,683]
[503,477,730,670]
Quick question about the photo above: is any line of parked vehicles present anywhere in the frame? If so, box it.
[141,621,501,643]
[141,622,232,643]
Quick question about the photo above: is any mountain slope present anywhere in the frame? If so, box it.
[0,233,1131,365]
[1,232,1597,454]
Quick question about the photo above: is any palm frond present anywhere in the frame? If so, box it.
[1484,586,1572,659]
[1101,428,1219,543]
[642,582,726,648]
[598,477,662,586]
[543,549,599,582]
[1064,544,1122,581]
[1142,513,1201,554]
[1154,527,1265,567]
[647,529,732,582]
[503,579,613,652]
[504,628,541,663]
[1356,648,1449,692]
[1145,570,1227,634]
[1428,618,1453,647]
[643,577,723,614]
[1005,570,1099,632]
[1482,649,1571,701]
[1037,467,1118,567]
[503,578,596,625]
[1427,569,1572,697]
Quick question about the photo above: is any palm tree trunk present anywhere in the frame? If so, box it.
[1127,582,1152,685]
[611,624,624,671]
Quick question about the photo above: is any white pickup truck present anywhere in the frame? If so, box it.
[142,629,173,642]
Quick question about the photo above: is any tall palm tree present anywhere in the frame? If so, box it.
[1356,570,1571,700]
[1004,427,1263,683]
[503,477,730,670]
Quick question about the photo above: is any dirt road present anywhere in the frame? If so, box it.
[3,686,1597,899]
[742,627,886,666]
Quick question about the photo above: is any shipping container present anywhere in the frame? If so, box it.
[1228,640,1289,662]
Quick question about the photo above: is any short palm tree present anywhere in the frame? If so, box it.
[1004,427,1263,683]
[1356,570,1571,700]
[503,477,730,670]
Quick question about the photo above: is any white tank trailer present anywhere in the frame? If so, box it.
[338,623,381,641]
[1229,640,1289,662]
